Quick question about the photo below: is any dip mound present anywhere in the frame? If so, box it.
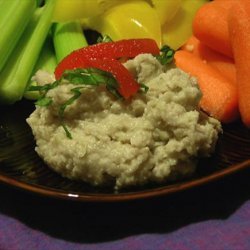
[27,54,221,189]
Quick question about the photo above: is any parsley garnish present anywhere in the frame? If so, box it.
[27,68,147,138]
[97,34,113,43]
[156,45,175,65]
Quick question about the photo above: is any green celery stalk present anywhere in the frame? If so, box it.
[52,21,88,63]
[0,0,36,71]
[24,34,57,100]
[36,0,45,6]
[0,0,56,104]
[0,0,5,7]
[25,20,88,100]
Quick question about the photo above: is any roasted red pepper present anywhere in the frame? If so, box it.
[54,38,160,98]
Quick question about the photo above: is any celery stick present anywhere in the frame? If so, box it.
[36,0,45,6]
[26,20,88,100]
[0,0,56,105]
[0,0,36,71]
[24,34,57,100]
[52,21,88,62]
[0,0,5,7]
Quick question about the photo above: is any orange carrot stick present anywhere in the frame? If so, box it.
[198,43,236,84]
[181,36,200,56]
[174,50,238,123]
[192,1,235,58]
[182,36,236,84]
[214,0,237,1]
[228,1,250,127]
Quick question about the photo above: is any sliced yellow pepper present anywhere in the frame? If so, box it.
[53,0,208,51]
[162,0,208,50]
[53,0,144,22]
[151,0,181,26]
[83,0,162,47]
[97,0,136,12]
[53,0,101,22]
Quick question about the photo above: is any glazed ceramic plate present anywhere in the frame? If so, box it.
[0,100,250,202]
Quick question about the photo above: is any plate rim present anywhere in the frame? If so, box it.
[0,159,249,202]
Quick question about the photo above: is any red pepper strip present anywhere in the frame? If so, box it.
[90,57,140,99]
[55,39,160,79]
[78,38,160,58]
[63,39,159,62]
[56,57,140,99]
[54,39,160,98]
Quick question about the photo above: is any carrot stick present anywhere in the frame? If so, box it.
[214,0,237,1]
[228,1,250,127]
[174,50,238,123]
[192,1,235,58]
[181,35,200,56]
[182,36,236,84]
[198,43,236,84]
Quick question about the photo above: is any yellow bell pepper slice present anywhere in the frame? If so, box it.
[53,0,102,22]
[151,0,181,26]
[162,0,208,50]
[84,0,162,47]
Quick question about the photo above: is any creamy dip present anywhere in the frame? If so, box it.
[27,54,221,189]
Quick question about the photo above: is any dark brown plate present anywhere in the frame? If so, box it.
[0,100,250,202]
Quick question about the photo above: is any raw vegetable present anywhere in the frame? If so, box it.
[228,0,250,127]
[150,0,181,26]
[192,0,235,58]
[0,0,36,71]
[174,50,238,123]
[55,38,160,77]
[195,44,236,85]
[83,1,162,47]
[57,57,141,99]
[53,0,182,47]
[182,36,236,84]
[52,37,175,99]
[36,0,45,6]
[24,35,57,100]
[52,21,88,62]
[53,0,102,22]
[25,20,88,101]
[180,35,200,56]
[0,0,56,104]
[52,0,211,58]
[162,0,208,50]
[55,38,160,98]
[156,45,175,66]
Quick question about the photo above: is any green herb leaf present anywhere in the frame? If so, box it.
[57,87,83,139]
[156,45,175,65]
[61,123,73,139]
[27,80,59,92]
[58,87,82,118]
[97,35,113,43]
[28,80,60,107]
[62,68,121,98]
[35,96,53,107]
[139,83,149,93]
